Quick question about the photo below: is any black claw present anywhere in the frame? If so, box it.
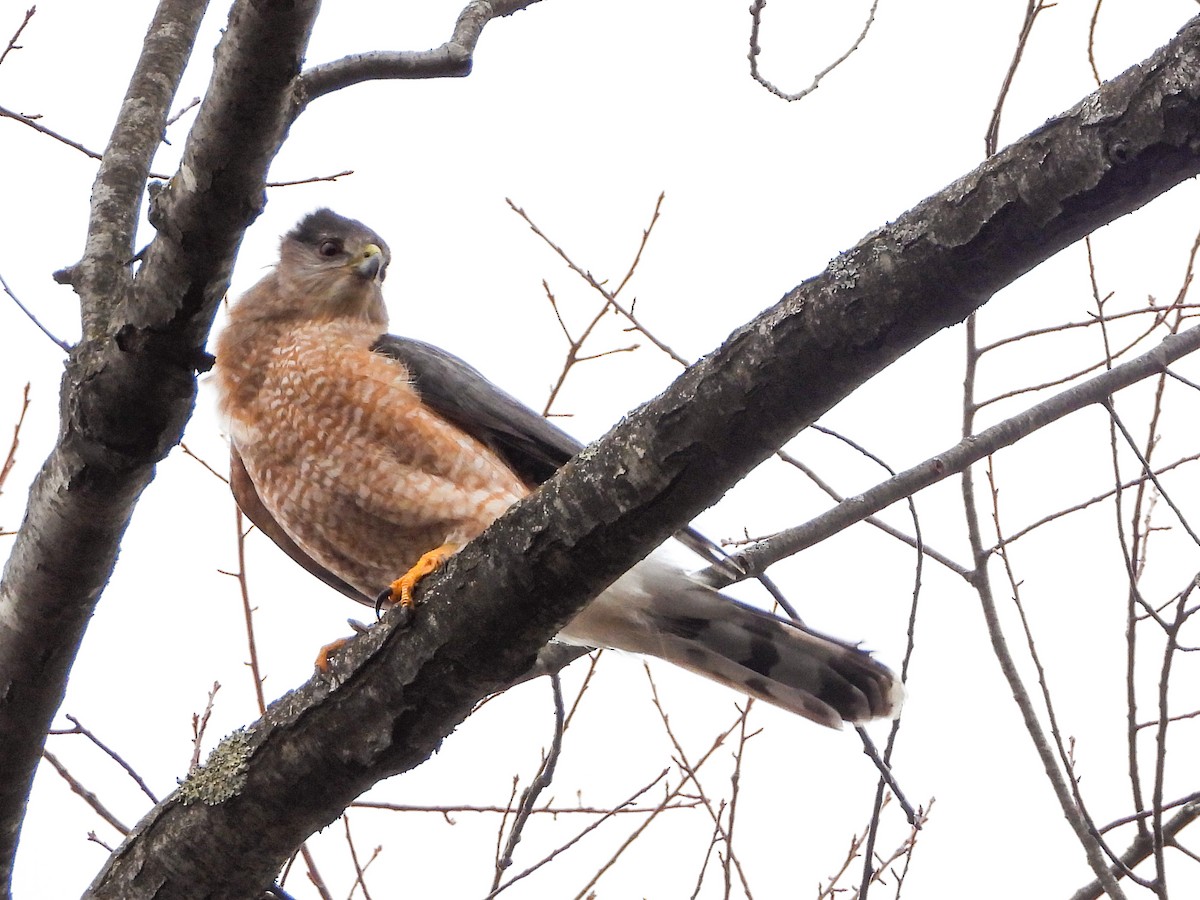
[374,587,393,619]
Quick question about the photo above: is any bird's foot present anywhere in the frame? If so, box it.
[314,636,351,673]
[313,620,373,673]
[374,542,459,619]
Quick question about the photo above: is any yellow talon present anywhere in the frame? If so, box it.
[314,636,351,673]
[379,542,459,612]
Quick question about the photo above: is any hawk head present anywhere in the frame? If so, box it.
[271,208,391,326]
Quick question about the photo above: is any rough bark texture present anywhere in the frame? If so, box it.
[0,0,320,893]
[83,16,1200,898]
[0,1,211,888]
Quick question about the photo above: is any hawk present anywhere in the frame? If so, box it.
[212,209,902,728]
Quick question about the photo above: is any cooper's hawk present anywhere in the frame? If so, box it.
[213,209,902,728]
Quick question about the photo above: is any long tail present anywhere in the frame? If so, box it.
[558,555,903,729]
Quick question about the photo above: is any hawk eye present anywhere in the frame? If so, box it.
[318,239,342,258]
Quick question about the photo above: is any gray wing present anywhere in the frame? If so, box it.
[370,335,738,573]
[371,335,579,486]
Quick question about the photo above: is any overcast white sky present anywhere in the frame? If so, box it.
[3,1,1200,897]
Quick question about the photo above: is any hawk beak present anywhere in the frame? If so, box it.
[354,244,384,281]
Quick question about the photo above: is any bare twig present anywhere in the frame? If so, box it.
[1104,401,1200,549]
[350,798,700,817]
[723,700,757,899]
[1100,791,1200,833]
[48,714,159,804]
[773,448,970,577]
[189,682,221,773]
[0,383,30,499]
[485,770,671,899]
[748,0,882,101]
[232,507,267,715]
[1087,0,1105,87]
[39,749,129,836]
[492,674,567,888]
[976,301,1200,353]
[0,269,69,351]
[178,442,229,483]
[1151,578,1199,894]
[266,169,354,188]
[508,195,689,366]
[165,96,200,127]
[0,6,35,68]
[987,452,1200,552]
[341,813,378,900]
[962,307,1128,898]
[299,843,333,900]
[985,1,1056,155]
[700,323,1200,588]
[644,667,754,897]
[1069,798,1200,900]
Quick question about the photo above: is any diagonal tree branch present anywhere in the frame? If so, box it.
[701,321,1200,588]
[84,17,1200,897]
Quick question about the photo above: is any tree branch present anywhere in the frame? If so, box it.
[0,0,323,891]
[702,322,1200,588]
[0,0,210,887]
[85,17,1200,897]
[293,0,544,113]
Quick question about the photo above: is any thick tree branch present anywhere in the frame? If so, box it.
[0,0,323,892]
[0,0,209,888]
[293,0,544,114]
[85,17,1200,898]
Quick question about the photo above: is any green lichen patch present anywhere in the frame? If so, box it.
[178,728,253,806]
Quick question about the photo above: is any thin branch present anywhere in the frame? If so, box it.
[178,442,230,484]
[976,301,1200,353]
[0,269,70,351]
[49,714,159,804]
[1069,798,1200,900]
[485,770,671,899]
[748,0,882,102]
[349,799,699,817]
[491,674,566,889]
[701,323,1200,588]
[985,1,1056,155]
[773,449,970,577]
[0,383,30,499]
[1088,0,1106,87]
[266,169,354,188]
[643,667,754,897]
[1151,579,1199,895]
[507,197,690,366]
[0,103,110,167]
[987,452,1200,552]
[233,507,267,716]
[39,750,129,836]
[299,844,333,900]
[341,814,377,900]
[189,682,220,773]
[1104,401,1200,548]
[165,96,200,127]
[0,6,35,68]
[962,303,1128,898]
[856,730,918,827]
